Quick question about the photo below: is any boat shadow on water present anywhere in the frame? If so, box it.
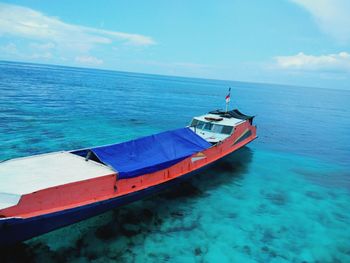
[0,147,254,262]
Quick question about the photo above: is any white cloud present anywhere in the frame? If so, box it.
[0,3,156,53]
[29,42,55,50]
[0,42,53,60]
[75,55,103,65]
[31,52,52,60]
[0,43,18,55]
[274,52,350,72]
[290,0,350,43]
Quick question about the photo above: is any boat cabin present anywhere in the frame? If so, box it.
[189,109,253,144]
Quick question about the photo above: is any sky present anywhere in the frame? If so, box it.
[0,0,350,90]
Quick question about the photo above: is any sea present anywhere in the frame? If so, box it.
[0,60,349,262]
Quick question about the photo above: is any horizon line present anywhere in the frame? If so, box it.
[0,59,345,92]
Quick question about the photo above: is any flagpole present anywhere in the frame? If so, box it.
[225,87,231,112]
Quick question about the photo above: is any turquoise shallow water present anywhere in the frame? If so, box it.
[0,61,349,262]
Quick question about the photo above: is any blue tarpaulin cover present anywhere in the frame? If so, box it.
[73,128,211,179]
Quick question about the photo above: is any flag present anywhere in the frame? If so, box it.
[225,88,231,103]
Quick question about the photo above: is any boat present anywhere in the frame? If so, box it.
[0,108,257,246]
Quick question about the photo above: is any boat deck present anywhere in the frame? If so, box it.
[0,152,115,209]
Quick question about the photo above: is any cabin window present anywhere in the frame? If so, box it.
[212,124,223,133]
[203,123,213,131]
[222,126,233,134]
[196,121,205,129]
[190,119,199,127]
[190,120,232,135]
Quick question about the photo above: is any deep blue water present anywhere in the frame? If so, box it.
[1,61,349,262]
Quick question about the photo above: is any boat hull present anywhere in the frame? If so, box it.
[0,161,213,246]
[0,121,257,246]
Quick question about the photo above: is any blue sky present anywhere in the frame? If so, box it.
[0,0,349,89]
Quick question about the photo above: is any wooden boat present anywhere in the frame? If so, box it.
[0,109,256,246]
